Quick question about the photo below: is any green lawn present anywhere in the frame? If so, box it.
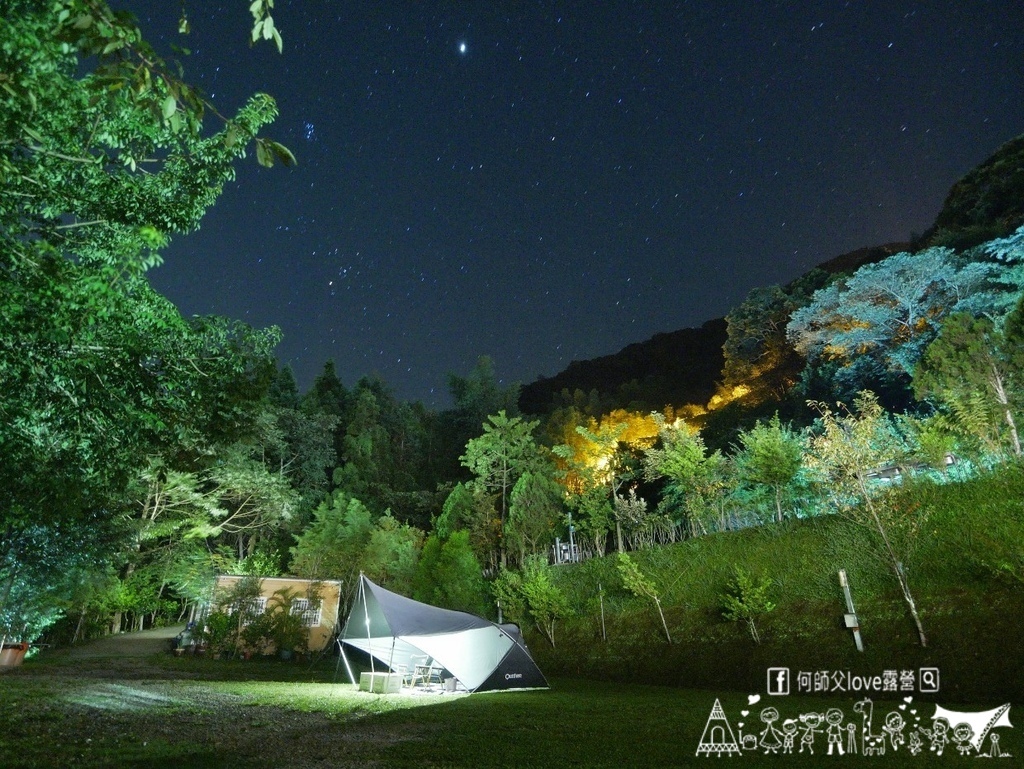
[0,654,1018,767]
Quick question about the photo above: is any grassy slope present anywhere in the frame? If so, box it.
[533,465,1024,704]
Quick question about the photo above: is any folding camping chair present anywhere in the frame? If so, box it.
[409,656,442,688]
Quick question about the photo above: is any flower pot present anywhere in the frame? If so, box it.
[0,642,29,668]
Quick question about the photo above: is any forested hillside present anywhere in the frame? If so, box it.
[2,1,1023,674]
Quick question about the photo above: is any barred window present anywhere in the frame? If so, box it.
[230,596,266,625]
[247,597,268,616]
[290,598,322,628]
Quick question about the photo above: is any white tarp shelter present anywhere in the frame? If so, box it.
[339,575,548,693]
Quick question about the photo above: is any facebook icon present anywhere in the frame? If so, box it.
[767,667,790,695]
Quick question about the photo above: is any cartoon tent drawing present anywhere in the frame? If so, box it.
[696,698,742,756]
[338,574,548,693]
[932,703,1012,753]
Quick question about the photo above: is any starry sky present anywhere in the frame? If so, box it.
[130,1,1024,406]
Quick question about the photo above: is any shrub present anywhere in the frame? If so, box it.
[721,566,776,644]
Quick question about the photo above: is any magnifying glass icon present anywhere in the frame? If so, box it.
[920,668,939,692]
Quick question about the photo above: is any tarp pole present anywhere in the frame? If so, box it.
[361,574,374,675]
[338,639,357,685]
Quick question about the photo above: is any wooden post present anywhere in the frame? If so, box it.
[839,569,864,652]
[599,582,607,642]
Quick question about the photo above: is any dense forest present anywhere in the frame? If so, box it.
[3,1,1024,658]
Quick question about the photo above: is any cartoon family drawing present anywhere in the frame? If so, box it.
[696,698,1013,758]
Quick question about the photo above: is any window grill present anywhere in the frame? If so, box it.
[290,598,322,627]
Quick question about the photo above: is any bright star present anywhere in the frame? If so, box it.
[458,42,467,55]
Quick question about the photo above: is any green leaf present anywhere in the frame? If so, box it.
[268,140,296,167]
[161,95,177,120]
[256,141,272,168]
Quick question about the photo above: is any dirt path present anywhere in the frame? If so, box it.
[28,624,188,680]
[60,624,185,658]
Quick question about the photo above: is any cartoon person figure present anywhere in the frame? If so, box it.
[919,718,950,756]
[882,711,906,751]
[799,712,823,754]
[758,707,783,754]
[781,720,798,754]
[907,731,923,756]
[825,708,845,755]
[952,723,974,756]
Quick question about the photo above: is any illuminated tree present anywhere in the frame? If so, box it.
[721,567,775,645]
[723,285,805,399]
[914,309,1024,458]
[805,392,928,646]
[733,414,804,523]
[982,224,1024,308]
[413,530,487,616]
[565,485,613,558]
[787,249,995,398]
[0,0,288,640]
[643,419,729,537]
[617,553,671,643]
[435,483,500,573]
[553,410,659,552]
[460,411,542,566]
[492,555,569,648]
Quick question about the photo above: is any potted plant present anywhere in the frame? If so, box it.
[270,608,306,660]
[266,588,307,660]
[239,610,275,658]
[0,641,29,668]
[196,610,234,657]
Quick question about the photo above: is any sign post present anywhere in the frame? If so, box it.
[839,569,864,652]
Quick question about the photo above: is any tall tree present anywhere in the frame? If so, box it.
[914,309,1024,458]
[733,414,805,523]
[722,284,805,400]
[0,0,288,641]
[643,419,730,537]
[1,1,290,273]
[448,356,521,430]
[506,471,564,566]
[805,392,928,646]
[552,410,659,553]
[460,411,541,567]
[412,531,487,616]
[787,249,994,401]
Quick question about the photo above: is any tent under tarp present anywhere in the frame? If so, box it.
[339,575,548,693]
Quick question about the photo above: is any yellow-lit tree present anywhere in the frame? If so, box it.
[553,410,659,553]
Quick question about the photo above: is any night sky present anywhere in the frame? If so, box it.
[130,1,1024,406]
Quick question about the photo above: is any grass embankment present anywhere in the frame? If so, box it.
[535,464,1024,703]
[5,652,1016,768]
